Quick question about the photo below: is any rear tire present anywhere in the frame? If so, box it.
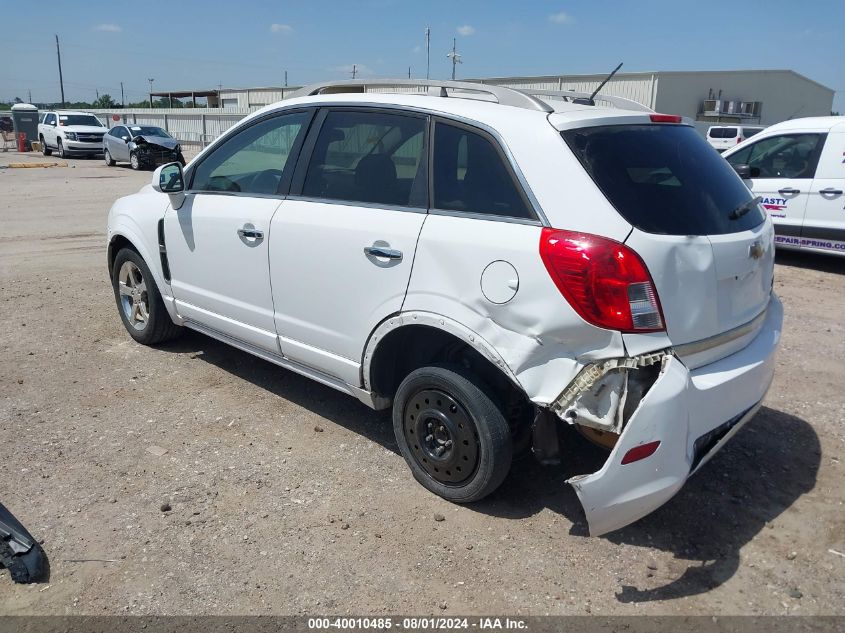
[111,247,182,345]
[393,364,513,503]
[40,135,52,156]
[104,149,115,166]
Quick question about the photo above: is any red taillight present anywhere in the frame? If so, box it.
[539,228,665,332]
[621,441,661,465]
[737,136,742,144]
[649,114,683,123]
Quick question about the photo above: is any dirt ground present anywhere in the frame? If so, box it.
[1,152,843,616]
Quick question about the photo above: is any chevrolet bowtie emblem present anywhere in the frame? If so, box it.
[748,240,764,259]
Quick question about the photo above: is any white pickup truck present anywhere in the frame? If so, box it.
[38,110,106,158]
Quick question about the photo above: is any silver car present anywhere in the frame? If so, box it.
[103,124,185,170]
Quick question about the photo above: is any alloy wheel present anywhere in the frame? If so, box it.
[117,261,149,330]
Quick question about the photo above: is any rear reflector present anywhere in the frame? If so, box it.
[539,228,665,332]
[621,441,661,465]
[649,114,683,123]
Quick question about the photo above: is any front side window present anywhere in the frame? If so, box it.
[191,111,309,195]
[432,122,532,219]
[742,128,763,139]
[301,110,426,207]
[45,114,56,126]
[725,133,825,179]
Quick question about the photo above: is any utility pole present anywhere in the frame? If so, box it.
[408,66,411,79]
[425,27,431,79]
[120,82,124,107]
[28,90,32,103]
[147,78,154,108]
[284,70,288,87]
[218,83,223,109]
[96,88,99,102]
[55,34,65,107]
[351,64,357,79]
[447,38,462,81]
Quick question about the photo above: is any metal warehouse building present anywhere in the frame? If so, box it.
[209,69,834,133]
[93,69,834,149]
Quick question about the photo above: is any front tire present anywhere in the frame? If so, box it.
[111,248,182,345]
[130,152,142,170]
[393,364,513,503]
[40,135,52,156]
[104,148,115,166]
[56,138,66,159]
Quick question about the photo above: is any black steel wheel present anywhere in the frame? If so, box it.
[393,364,512,503]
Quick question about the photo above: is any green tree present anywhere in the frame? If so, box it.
[94,94,116,109]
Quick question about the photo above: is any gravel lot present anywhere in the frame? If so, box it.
[1,152,843,616]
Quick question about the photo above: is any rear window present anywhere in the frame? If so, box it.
[563,124,765,235]
[708,127,738,139]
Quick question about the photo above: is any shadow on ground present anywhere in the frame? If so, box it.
[775,249,845,275]
[160,331,820,604]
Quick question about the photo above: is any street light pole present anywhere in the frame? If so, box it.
[147,78,154,108]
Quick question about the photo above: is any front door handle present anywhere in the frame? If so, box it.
[778,187,801,195]
[819,188,844,195]
[237,227,264,239]
[364,246,403,260]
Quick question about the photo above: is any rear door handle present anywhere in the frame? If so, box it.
[819,188,843,195]
[364,246,403,260]
[778,188,801,195]
[237,227,264,239]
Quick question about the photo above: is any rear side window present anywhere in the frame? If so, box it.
[302,110,426,208]
[709,127,738,139]
[432,121,533,219]
[725,133,825,179]
[564,124,764,235]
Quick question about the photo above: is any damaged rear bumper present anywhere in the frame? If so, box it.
[565,295,783,536]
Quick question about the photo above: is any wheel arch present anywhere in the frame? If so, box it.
[363,311,527,401]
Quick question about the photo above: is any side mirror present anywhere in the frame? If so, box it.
[122,136,130,142]
[152,162,186,208]
[732,164,752,179]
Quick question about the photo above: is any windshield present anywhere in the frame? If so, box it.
[59,114,103,127]
[127,126,170,138]
[563,124,765,235]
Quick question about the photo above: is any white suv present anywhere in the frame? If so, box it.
[39,110,106,158]
[106,80,782,536]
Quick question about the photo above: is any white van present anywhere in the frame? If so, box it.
[707,125,765,152]
[723,116,845,257]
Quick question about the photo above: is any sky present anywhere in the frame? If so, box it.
[2,0,842,112]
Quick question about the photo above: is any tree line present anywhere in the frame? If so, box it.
[1,95,202,110]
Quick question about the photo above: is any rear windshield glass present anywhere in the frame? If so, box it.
[58,115,103,127]
[563,124,765,235]
[708,127,738,138]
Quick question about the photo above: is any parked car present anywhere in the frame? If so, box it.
[106,79,782,536]
[707,125,765,152]
[38,110,105,158]
[104,124,185,170]
[723,116,845,257]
